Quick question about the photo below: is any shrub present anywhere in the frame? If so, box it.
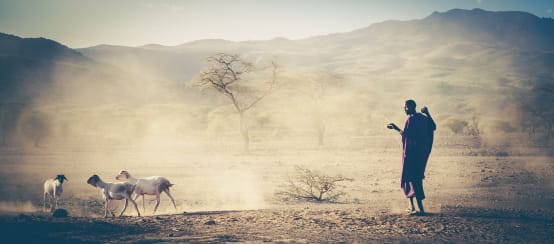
[276,166,353,202]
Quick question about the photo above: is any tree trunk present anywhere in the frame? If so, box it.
[314,109,325,146]
[318,124,325,146]
[239,112,250,153]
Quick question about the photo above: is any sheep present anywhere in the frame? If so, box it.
[86,174,141,218]
[43,174,67,211]
[115,170,177,214]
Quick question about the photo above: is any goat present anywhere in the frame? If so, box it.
[115,170,177,214]
[86,174,141,218]
[43,174,67,211]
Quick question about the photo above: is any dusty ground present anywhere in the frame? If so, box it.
[0,135,553,243]
[1,204,553,243]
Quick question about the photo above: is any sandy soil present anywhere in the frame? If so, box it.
[0,135,553,243]
[1,204,552,243]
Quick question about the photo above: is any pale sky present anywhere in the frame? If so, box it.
[0,0,552,48]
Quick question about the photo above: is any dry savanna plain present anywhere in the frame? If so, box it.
[1,7,554,243]
[0,132,552,243]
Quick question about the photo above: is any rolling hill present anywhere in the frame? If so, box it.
[1,8,553,147]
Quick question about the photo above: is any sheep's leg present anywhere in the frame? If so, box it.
[129,196,141,217]
[153,193,161,214]
[119,198,129,217]
[46,194,53,211]
[132,193,145,213]
[164,189,177,211]
[142,195,146,213]
[54,195,59,209]
[43,193,47,211]
[103,200,109,218]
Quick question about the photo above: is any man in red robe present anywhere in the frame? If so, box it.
[388,99,435,215]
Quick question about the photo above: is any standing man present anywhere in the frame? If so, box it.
[387,99,435,215]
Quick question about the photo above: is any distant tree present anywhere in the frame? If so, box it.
[276,166,353,202]
[529,83,554,138]
[467,115,481,137]
[511,80,554,142]
[196,53,278,152]
[445,118,468,134]
[295,71,341,146]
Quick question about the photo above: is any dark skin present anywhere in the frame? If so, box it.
[387,104,417,132]
[387,103,431,215]
[421,107,436,131]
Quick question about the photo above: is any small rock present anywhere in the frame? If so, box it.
[168,233,174,237]
[205,220,216,225]
[16,214,31,222]
[52,208,69,218]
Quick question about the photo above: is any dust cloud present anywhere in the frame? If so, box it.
[0,201,39,213]
[0,44,552,217]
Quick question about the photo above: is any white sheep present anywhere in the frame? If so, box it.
[86,174,141,218]
[43,174,67,211]
[115,170,177,214]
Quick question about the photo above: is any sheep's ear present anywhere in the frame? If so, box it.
[63,175,68,181]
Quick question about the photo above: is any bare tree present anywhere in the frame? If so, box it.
[197,53,278,152]
[276,166,353,202]
[532,84,554,138]
[294,71,341,146]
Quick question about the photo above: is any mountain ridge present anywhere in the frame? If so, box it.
[1,8,554,148]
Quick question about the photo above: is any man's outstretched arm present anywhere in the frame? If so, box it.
[387,123,403,133]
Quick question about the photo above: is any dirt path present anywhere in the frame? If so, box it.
[2,205,552,243]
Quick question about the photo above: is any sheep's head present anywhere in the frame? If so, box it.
[56,174,68,183]
[115,170,131,181]
[87,175,100,187]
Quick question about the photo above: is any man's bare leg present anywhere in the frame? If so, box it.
[408,197,416,212]
[416,198,425,215]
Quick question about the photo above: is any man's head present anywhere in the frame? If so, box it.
[404,99,416,115]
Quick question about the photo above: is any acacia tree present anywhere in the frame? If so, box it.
[197,53,278,152]
[530,84,554,138]
[296,71,341,146]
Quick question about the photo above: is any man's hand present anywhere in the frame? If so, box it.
[421,106,430,116]
[387,123,400,131]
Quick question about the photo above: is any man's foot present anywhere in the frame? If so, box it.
[405,207,416,213]
[409,211,426,216]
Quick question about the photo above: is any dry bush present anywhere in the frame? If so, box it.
[276,166,353,202]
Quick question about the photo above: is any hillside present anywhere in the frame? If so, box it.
[1,8,554,148]
[79,8,554,80]
[0,32,88,102]
[0,33,187,146]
